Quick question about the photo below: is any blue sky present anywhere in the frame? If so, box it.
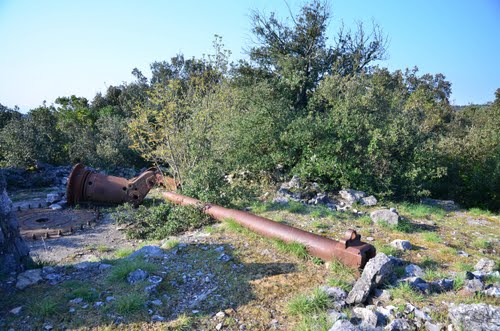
[0,0,499,111]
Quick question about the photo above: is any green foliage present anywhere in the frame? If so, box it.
[389,282,424,303]
[112,202,213,240]
[421,232,442,243]
[329,259,357,281]
[327,278,353,292]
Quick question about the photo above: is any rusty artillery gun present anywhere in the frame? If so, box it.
[66,164,376,268]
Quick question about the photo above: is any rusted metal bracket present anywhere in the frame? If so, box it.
[67,163,160,206]
[162,191,376,269]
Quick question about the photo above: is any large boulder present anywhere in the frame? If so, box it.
[360,195,377,206]
[448,303,500,331]
[475,258,496,273]
[420,198,458,211]
[346,253,396,304]
[0,172,31,282]
[370,209,400,226]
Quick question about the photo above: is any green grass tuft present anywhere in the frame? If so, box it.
[327,278,353,292]
[162,239,180,250]
[112,293,147,316]
[273,240,310,260]
[421,232,442,243]
[288,288,331,316]
[114,248,135,259]
[107,258,158,283]
[288,201,309,214]
[398,202,446,219]
[389,282,424,303]
[468,208,494,217]
[329,259,357,281]
[28,297,61,318]
[472,238,492,250]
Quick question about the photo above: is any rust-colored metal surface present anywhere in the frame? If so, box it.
[16,208,98,240]
[67,163,160,206]
[162,191,376,268]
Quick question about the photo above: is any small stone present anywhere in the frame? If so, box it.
[329,319,359,331]
[484,286,500,298]
[144,284,158,295]
[216,322,223,330]
[69,307,76,313]
[128,245,164,259]
[339,189,366,204]
[429,279,454,293]
[360,195,378,206]
[152,315,165,322]
[127,269,149,284]
[414,307,431,321]
[151,299,162,306]
[366,236,374,241]
[82,304,89,309]
[219,254,232,262]
[319,286,347,301]
[49,203,63,210]
[16,269,43,290]
[43,323,53,330]
[385,319,411,331]
[425,321,442,331]
[94,301,104,308]
[373,289,392,301]
[475,258,495,273]
[326,309,347,323]
[192,310,200,314]
[215,246,225,252]
[106,296,115,302]
[391,239,412,251]
[353,307,378,328]
[10,306,22,315]
[405,264,424,277]
[457,250,469,257]
[69,297,83,304]
[464,278,484,292]
[272,196,289,204]
[370,209,399,226]
[147,275,163,284]
[46,193,60,204]
[44,273,62,284]
[216,311,226,318]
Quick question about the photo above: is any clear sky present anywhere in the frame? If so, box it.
[0,0,499,111]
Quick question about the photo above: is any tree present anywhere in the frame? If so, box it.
[246,0,386,110]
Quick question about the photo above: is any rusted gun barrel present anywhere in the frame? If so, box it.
[163,191,376,268]
[67,163,162,206]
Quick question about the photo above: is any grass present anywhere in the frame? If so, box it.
[358,215,372,226]
[162,239,180,250]
[114,247,135,259]
[455,262,474,272]
[398,202,447,219]
[422,268,448,281]
[287,288,331,316]
[329,259,357,281]
[421,232,442,243]
[376,244,402,257]
[64,281,99,301]
[468,208,494,217]
[107,258,159,283]
[453,273,466,291]
[288,201,309,214]
[389,282,424,303]
[273,240,310,260]
[28,297,61,318]
[327,278,353,292]
[377,218,416,233]
[112,293,147,316]
[294,312,330,331]
[472,238,492,250]
[166,313,195,330]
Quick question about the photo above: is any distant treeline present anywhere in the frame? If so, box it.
[1,1,498,210]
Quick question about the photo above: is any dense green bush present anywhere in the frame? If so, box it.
[112,202,213,239]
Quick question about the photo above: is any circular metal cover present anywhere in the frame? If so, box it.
[16,208,98,240]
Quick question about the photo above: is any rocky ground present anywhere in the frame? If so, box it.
[0,173,499,330]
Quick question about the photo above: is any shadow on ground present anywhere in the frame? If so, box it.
[0,243,299,330]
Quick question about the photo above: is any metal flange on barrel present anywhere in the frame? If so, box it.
[67,163,160,206]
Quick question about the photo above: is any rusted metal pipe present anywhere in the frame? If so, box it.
[67,163,160,206]
[162,191,376,269]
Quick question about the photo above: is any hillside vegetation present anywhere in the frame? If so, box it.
[1,0,498,212]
